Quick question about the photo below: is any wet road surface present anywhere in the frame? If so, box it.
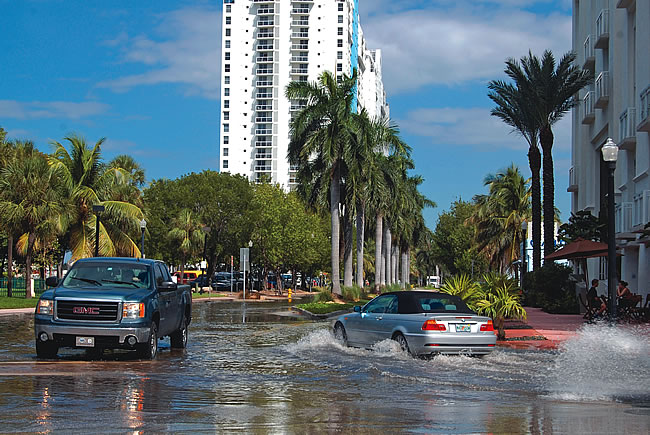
[0,301,649,433]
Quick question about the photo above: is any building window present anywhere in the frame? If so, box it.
[225,40,230,48]
[223,160,228,169]
[337,51,342,59]
[337,63,342,72]
[338,27,343,36]
[226,5,231,13]
[224,111,229,120]
[225,64,230,72]
[338,15,343,23]
[224,100,229,108]
[224,124,229,132]
[225,52,230,60]
[225,28,231,37]
[225,76,230,84]
[338,3,344,11]
[224,136,229,144]
[226,16,231,25]
[223,148,229,156]
[224,88,230,96]
[337,39,343,48]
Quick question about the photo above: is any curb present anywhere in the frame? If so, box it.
[292,307,352,320]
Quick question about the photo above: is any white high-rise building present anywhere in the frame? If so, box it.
[219,0,389,188]
[570,0,650,298]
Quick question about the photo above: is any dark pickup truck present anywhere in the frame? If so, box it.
[34,257,192,359]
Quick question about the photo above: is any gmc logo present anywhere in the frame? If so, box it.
[73,306,100,315]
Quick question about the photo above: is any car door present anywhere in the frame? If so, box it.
[155,263,177,336]
[346,295,394,347]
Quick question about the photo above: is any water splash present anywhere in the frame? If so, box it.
[546,323,650,402]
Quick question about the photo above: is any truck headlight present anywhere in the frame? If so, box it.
[123,302,145,319]
[37,299,53,316]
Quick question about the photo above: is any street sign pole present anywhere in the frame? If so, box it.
[240,248,249,299]
[230,255,234,293]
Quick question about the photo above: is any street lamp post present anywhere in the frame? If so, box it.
[139,219,147,258]
[602,137,619,320]
[201,226,211,290]
[248,240,253,291]
[92,204,105,257]
[521,221,527,292]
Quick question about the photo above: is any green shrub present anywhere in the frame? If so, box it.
[341,284,365,301]
[523,263,578,314]
[313,288,333,303]
[439,274,483,310]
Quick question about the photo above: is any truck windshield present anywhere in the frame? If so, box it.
[62,263,150,289]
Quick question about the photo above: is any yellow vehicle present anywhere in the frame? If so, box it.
[172,270,202,285]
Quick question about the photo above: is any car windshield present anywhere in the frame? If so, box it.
[62,263,150,289]
[415,295,474,314]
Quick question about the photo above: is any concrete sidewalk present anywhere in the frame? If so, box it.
[499,307,585,351]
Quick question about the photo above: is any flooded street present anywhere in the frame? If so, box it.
[0,301,649,433]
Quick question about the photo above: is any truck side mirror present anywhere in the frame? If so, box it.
[158,281,177,291]
[45,276,59,287]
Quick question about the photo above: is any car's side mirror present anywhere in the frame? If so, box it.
[158,281,177,291]
[354,306,361,313]
[45,276,59,287]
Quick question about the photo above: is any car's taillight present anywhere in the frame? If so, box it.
[422,319,446,331]
[480,320,494,332]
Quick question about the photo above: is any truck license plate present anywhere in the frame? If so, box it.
[455,324,471,333]
[76,336,95,347]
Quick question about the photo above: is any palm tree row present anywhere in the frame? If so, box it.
[286,70,433,296]
[488,50,591,269]
[0,133,146,297]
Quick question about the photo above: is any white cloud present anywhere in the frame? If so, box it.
[0,100,109,120]
[98,7,222,99]
[362,3,572,93]
[397,106,571,151]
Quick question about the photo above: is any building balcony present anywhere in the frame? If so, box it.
[615,202,634,234]
[291,44,309,50]
[619,107,636,150]
[256,30,274,39]
[257,7,274,15]
[568,166,578,193]
[638,86,650,133]
[616,0,634,8]
[255,141,272,148]
[255,117,273,123]
[256,56,274,63]
[291,20,309,26]
[254,164,273,172]
[291,32,309,38]
[290,69,308,75]
[255,104,273,111]
[256,43,274,51]
[256,93,273,99]
[255,152,273,160]
[595,71,609,108]
[290,56,308,62]
[257,20,275,27]
[292,8,310,14]
[255,68,273,75]
[255,129,273,135]
[595,9,609,49]
[255,80,273,87]
[290,105,306,111]
[633,191,650,229]
[583,35,595,70]
[253,0,274,3]
[582,91,595,124]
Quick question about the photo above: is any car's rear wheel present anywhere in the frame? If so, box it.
[170,315,188,349]
[393,332,411,355]
[137,323,158,359]
[35,340,58,359]
[333,322,348,346]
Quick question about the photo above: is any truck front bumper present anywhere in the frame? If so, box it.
[35,318,150,347]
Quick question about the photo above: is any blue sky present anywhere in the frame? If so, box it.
[0,0,573,229]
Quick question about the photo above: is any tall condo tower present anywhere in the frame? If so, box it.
[219,0,389,189]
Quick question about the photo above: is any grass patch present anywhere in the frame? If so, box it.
[296,299,371,315]
[0,297,39,309]
[191,292,229,299]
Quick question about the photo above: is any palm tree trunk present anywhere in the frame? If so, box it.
[7,235,13,298]
[26,234,35,299]
[330,171,342,296]
[356,201,365,288]
[385,226,392,286]
[343,211,353,287]
[541,124,555,258]
[374,213,383,291]
[401,248,408,289]
[528,145,542,270]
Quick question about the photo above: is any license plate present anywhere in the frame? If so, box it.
[455,324,471,333]
[76,336,95,347]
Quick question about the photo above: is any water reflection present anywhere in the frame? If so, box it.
[0,302,648,433]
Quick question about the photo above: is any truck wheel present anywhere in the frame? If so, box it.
[137,323,158,359]
[170,316,188,349]
[36,340,58,359]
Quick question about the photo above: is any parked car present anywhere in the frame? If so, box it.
[215,272,241,290]
[189,274,217,291]
[332,291,496,357]
[172,270,202,285]
[35,257,192,359]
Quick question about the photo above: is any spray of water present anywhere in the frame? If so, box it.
[546,323,650,402]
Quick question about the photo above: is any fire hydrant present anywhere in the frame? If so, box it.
[288,288,292,303]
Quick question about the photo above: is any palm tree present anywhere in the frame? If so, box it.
[287,70,358,296]
[476,273,527,339]
[488,68,542,269]
[0,152,66,298]
[520,51,592,257]
[107,154,146,207]
[168,209,203,287]
[49,134,145,260]
[472,164,530,273]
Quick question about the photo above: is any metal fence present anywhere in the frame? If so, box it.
[0,278,47,297]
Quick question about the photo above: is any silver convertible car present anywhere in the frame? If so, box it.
[332,291,497,356]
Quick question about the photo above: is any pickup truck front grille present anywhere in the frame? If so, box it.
[56,300,120,321]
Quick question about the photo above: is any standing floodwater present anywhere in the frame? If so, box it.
[0,301,648,433]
